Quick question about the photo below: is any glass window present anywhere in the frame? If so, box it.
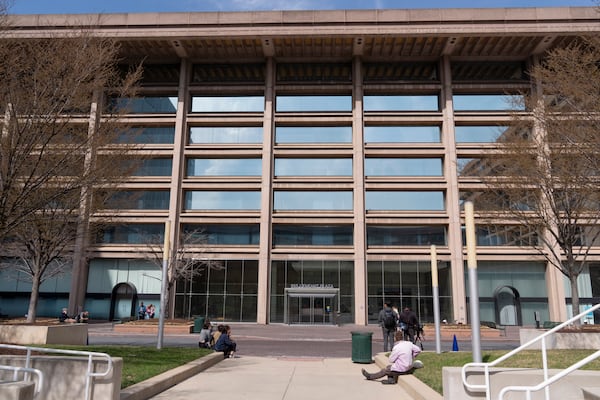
[182,224,260,245]
[455,126,510,143]
[132,158,172,176]
[274,191,353,211]
[185,191,261,210]
[191,96,264,112]
[189,127,263,144]
[363,95,439,111]
[275,126,352,143]
[96,223,164,244]
[275,158,352,176]
[453,94,524,111]
[364,126,440,143]
[457,157,511,176]
[187,158,262,176]
[461,225,539,247]
[116,127,175,144]
[366,191,444,211]
[112,96,178,113]
[367,225,446,246]
[273,225,353,246]
[105,190,170,210]
[276,95,352,112]
[365,158,442,176]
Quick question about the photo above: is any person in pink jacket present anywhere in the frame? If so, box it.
[361,331,423,384]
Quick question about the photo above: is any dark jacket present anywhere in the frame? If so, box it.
[214,332,235,351]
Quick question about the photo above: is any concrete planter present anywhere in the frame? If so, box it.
[520,328,600,349]
[0,324,88,345]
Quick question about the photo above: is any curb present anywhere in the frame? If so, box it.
[119,352,223,400]
[374,353,442,400]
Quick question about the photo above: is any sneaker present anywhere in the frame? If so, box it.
[412,360,424,369]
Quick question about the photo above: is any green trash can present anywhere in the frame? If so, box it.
[351,331,373,363]
[193,316,206,333]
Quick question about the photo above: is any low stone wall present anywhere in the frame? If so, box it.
[113,323,193,335]
[520,328,600,349]
[0,324,88,345]
[0,356,122,400]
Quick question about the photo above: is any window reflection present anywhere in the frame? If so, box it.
[191,96,264,112]
[453,94,524,111]
[460,225,539,246]
[96,223,164,244]
[275,158,352,176]
[185,191,261,210]
[364,95,439,111]
[455,126,510,143]
[189,127,263,144]
[366,191,444,211]
[365,158,442,176]
[112,96,178,113]
[182,224,260,245]
[105,190,170,210]
[367,225,446,246]
[187,158,262,176]
[364,126,440,143]
[274,191,353,210]
[132,158,172,176]
[116,127,175,144]
[276,95,352,112]
[273,225,353,246]
[275,126,352,143]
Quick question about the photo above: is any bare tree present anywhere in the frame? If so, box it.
[471,37,600,322]
[143,228,223,319]
[0,22,142,321]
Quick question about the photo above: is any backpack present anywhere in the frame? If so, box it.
[383,310,397,330]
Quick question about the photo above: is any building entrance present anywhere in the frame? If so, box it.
[284,287,339,325]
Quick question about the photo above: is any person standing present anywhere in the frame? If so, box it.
[361,331,423,384]
[399,306,419,343]
[378,302,398,352]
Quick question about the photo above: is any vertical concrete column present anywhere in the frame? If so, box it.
[529,55,567,322]
[440,55,467,324]
[68,91,102,316]
[352,56,367,325]
[257,58,275,324]
[166,60,190,318]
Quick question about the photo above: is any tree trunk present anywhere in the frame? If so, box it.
[570,275,581,326]
[26,273,41,323]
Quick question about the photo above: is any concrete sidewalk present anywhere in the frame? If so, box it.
[142,354,441,400]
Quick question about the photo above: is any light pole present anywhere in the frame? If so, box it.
[157,220,170,350]
[430,244,441,354]
[465,201,481,362]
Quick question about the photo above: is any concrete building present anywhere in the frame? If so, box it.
[1,7,599,326]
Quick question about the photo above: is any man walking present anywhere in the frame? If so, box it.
[378,302,398,352]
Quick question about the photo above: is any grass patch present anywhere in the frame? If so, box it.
[412,350,600,394]
[46,345,212,388]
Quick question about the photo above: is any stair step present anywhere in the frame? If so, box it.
[582,387,600,400]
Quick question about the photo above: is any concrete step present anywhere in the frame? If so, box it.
[582,387,600,400]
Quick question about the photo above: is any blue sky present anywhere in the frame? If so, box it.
[8,0,596,14]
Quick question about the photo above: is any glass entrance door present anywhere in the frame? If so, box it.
[284,287,339,325]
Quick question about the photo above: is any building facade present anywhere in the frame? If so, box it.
[1,8,600,325]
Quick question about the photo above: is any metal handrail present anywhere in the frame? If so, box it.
[0,344,113,400]
[0,365,44,396]
[461,302,600,400]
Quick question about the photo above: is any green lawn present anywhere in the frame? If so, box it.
[48,345,212,388]
[412,350,600,394]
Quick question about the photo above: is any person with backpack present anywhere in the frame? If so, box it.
[399,306,419,343]
[378,302,398,352]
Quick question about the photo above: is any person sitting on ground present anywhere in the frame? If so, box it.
[361,331,423,384]
[213,324,237,358]
[59,308,77,323]
[198,321,213,349]
[77,310,90,323]
[212,324,225,344]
